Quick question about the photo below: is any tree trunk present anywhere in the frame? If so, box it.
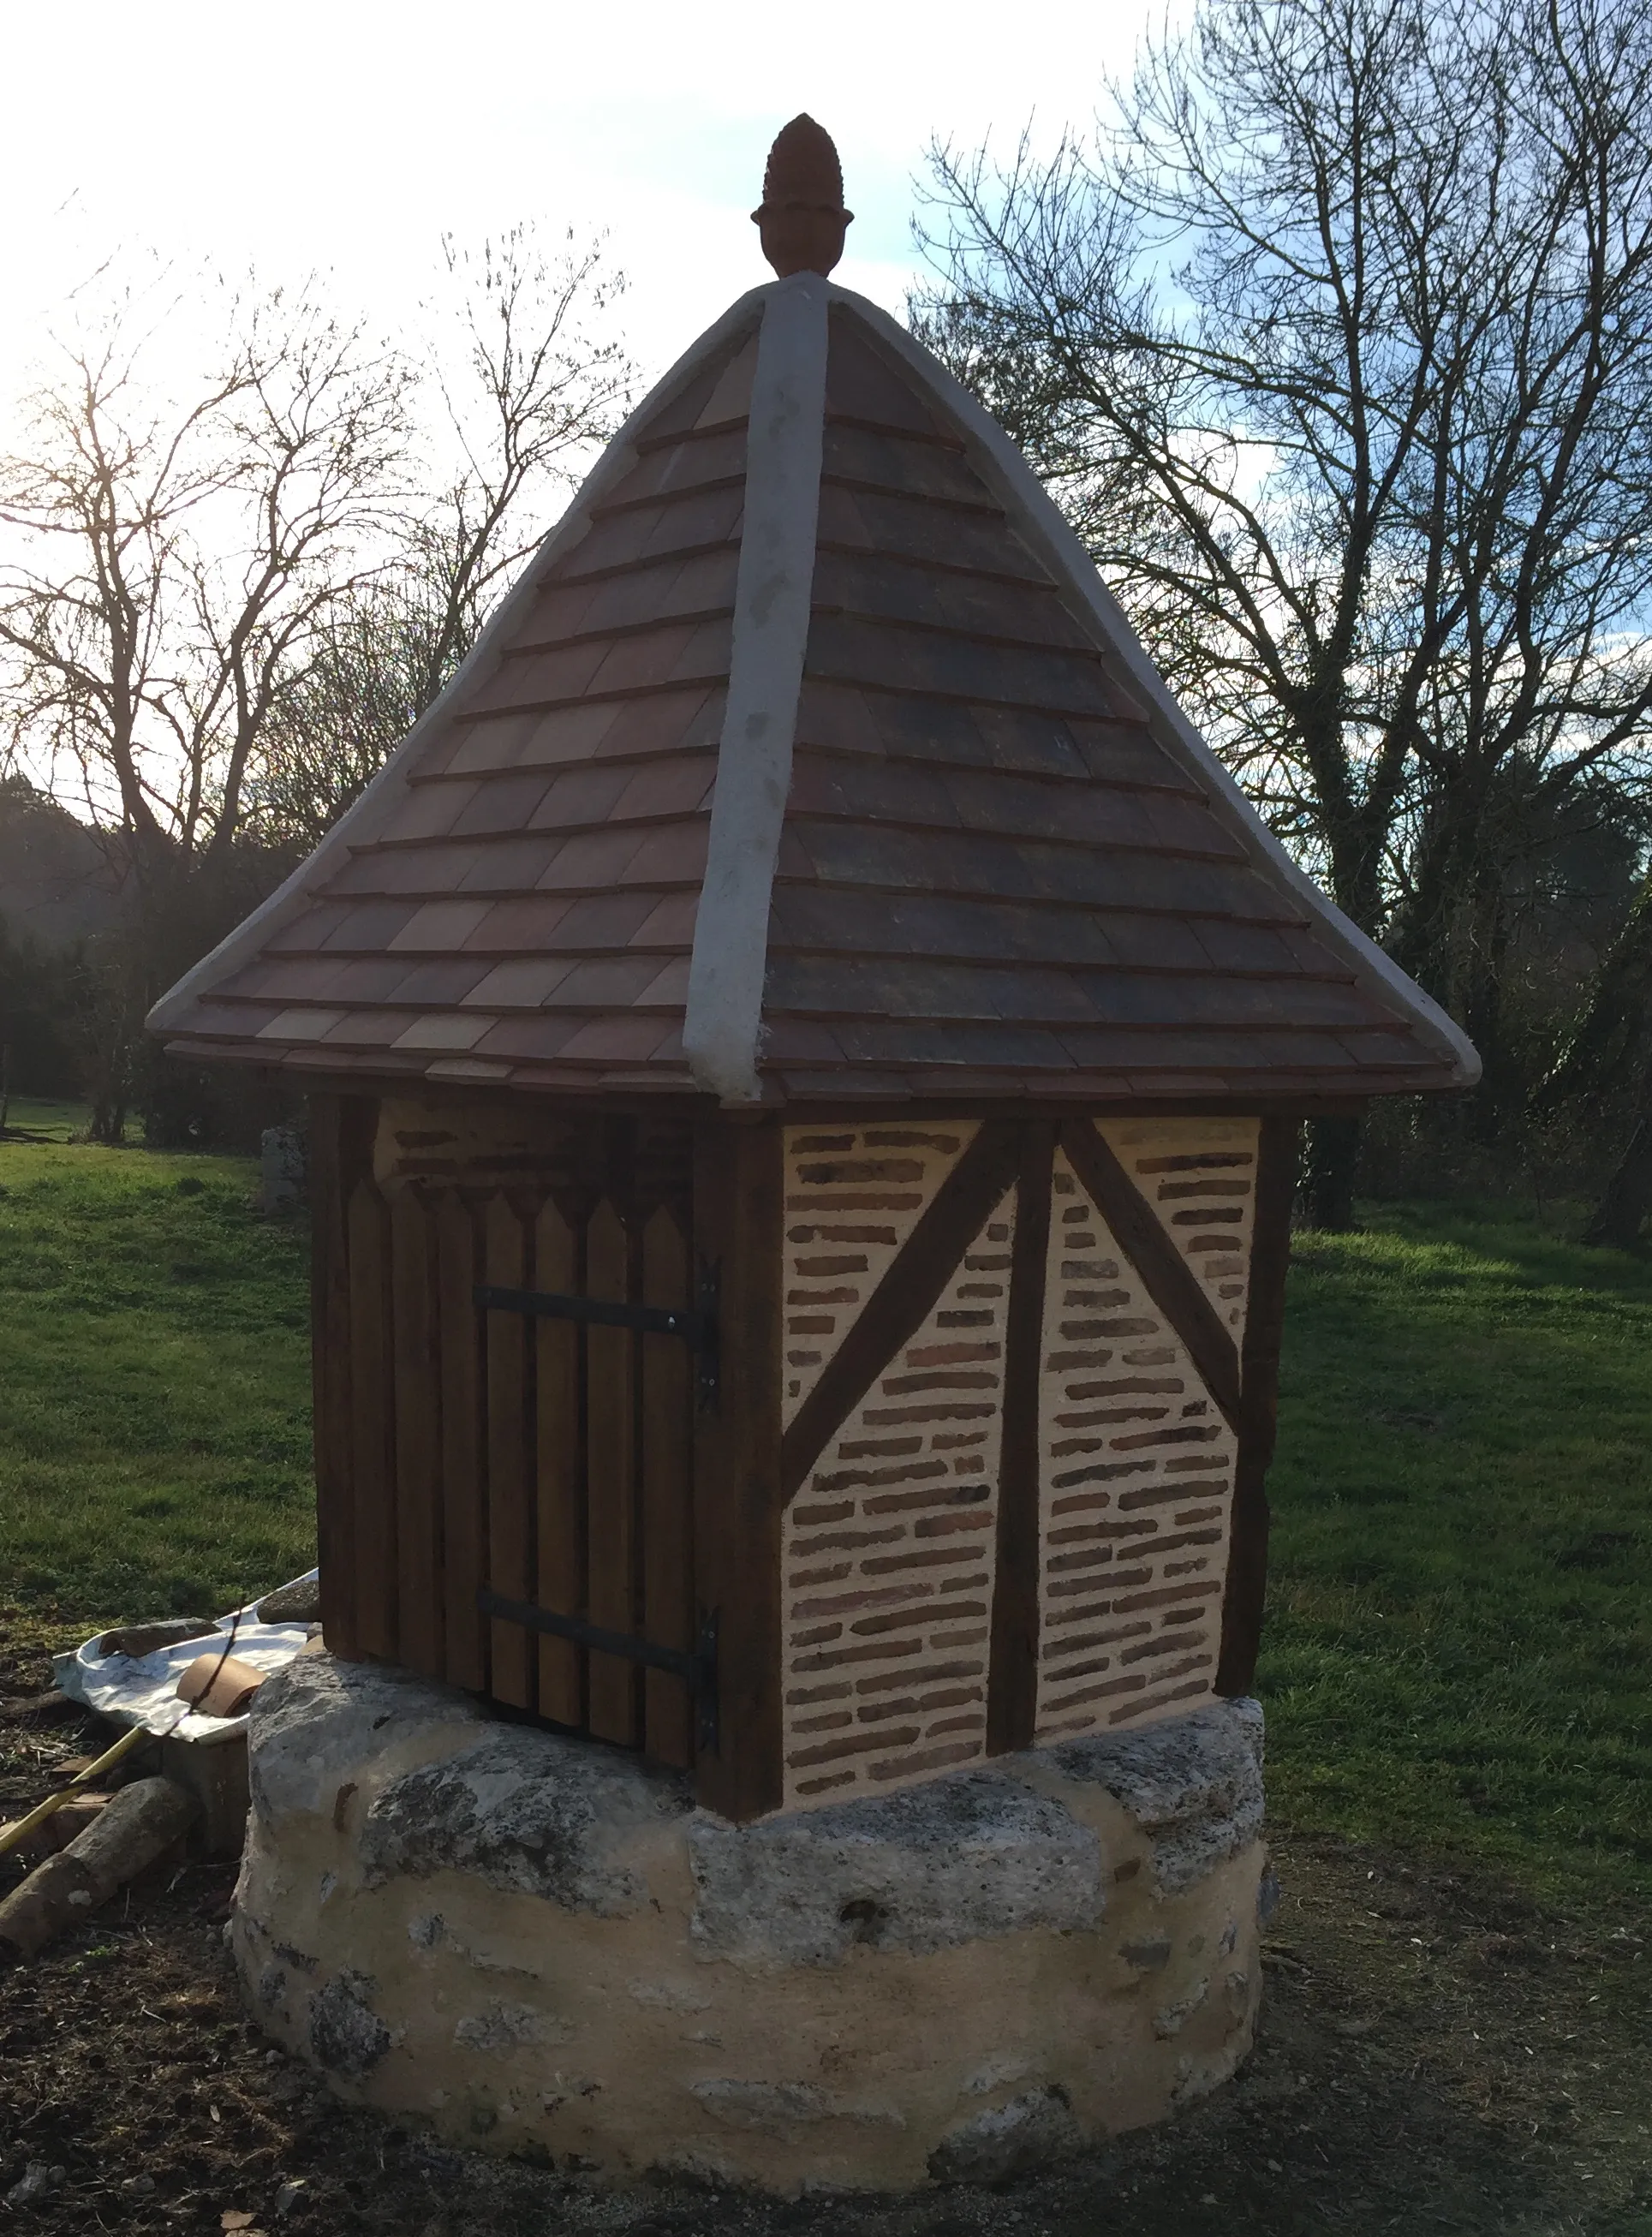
[1303,1113,1362,1231]
[1585,1111,1652,1250]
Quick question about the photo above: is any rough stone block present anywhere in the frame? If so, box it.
[230,1655,1269,2194]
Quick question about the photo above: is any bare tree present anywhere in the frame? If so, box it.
[0,277,411,898]
[0,233,634,1138]
[916,0,1652,1221]
[247,226,635,851]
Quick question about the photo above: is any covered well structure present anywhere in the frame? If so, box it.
[149,117,1476,2184]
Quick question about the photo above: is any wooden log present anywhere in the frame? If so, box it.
[692,1119,785,1822]
[436,1192,486,1692]
[585,1198,639,1745]
[484,1193,534,1710]
[0,1778,199,1966]
[0,1795,110,1861]
[97,1619,215,1657]
[641,1203,694,1768]
[534,1197,582,1725]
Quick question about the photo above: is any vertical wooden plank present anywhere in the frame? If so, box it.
[390,1188,443,1678]
[346,1177,397,1661]
[310,1095,371,1660]
[1216,1116,1301,1697]
[692,1118,785,1821]
[484,1192,534,1710]
[436,1192,486,1692]
[987,1122,1052,1757]
[641,1204,694,1767]
[585,1199,639,1745]
[534,1198,582,1724]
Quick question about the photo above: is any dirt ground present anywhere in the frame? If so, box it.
[3,1618,1648,2237]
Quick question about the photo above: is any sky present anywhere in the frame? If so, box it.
[0,0,1166,397]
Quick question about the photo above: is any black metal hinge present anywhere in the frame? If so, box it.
[475,1258,720,1410]
[477,1589,719,1754]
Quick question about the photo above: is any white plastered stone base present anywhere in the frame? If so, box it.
[233,1655,1269,2195]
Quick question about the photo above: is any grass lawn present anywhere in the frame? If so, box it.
[0,1107,313,1623]
[0,1120,1647,1918]
[1263,1203,1652,1916]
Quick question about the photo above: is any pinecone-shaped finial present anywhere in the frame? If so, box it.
[752,115,854,278]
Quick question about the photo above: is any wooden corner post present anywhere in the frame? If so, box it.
[309,1093,379,1662]
[692,1116,785,1821]
[1216,1115,1300,1696]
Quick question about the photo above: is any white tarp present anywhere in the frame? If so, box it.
[52,1572,319,1745]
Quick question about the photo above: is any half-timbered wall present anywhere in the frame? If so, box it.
[314,1096,1284,1821]
[1030,1123,1257,1744]
[776,1114,1263,1812]
[778,1123,1016,1803]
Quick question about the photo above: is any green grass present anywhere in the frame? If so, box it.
[0,1136,1647,1912]
[1263,1202,1652,1912]
[0,1133,314,1620]
[1,1094,104,1142]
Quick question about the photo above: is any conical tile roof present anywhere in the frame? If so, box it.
[150,253,1476,1107]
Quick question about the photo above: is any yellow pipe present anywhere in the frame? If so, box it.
[0,1721,152,1858]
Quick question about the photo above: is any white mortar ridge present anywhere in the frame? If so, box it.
[683,272,830,1104]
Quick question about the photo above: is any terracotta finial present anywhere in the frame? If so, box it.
[752,115,854,278]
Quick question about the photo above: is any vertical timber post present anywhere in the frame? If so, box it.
[987,1120,1053,1755]
[1216,1115,1301,1696]
[691,1116,784,1821]
[309,1093,378,1660]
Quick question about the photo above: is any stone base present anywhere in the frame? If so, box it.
[234,1656,1268,2194]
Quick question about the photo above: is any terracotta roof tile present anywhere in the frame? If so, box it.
[598,424,748,508]
[459,896,576,950]
[255,1006,349,1042]
[548,955,671,1008]
[557,1015,677,1062]
[461,957,578,1007]
[465,1016,585,1063]
[815,481,1048,582]
[533,828,653,890]
[444,774,559,836]
[318,900,420,951]
[812,549,1095,653]
[635,957,693,1005]
[377,780,484,843]
[549,891,680,948]
[391,1013,494,1053]
[629,893,701,946]
[379,958,496,1006]
[259,900,351,952]
[824,319,941,434]
[821,424,995,509]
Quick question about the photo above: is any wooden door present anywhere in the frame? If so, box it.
[312,1099,701,1770]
